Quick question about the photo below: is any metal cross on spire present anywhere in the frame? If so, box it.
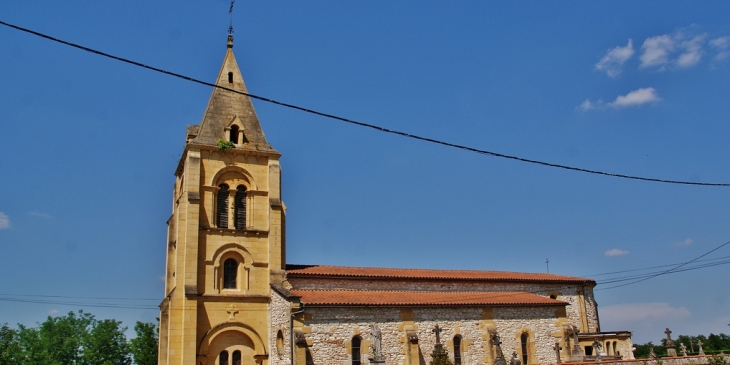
[228,0,236,35]
[545,258,550,273]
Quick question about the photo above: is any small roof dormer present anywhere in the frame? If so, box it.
[189,35,275,153]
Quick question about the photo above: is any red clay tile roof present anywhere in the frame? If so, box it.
[286,265,594,284]
[290,289,567,307]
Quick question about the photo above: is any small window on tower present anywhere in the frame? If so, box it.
[230,125,239,144]
[223,258,238,289]
[228,72,233,83]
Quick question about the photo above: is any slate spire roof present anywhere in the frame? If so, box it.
[189,35,276,153]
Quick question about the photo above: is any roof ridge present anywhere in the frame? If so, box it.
[286,263,576,276]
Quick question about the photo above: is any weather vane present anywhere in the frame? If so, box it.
[228,0,235,35]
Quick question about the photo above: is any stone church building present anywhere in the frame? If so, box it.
[157,37,632,365]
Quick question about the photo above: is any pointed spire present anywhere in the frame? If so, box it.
[190,37,275,153]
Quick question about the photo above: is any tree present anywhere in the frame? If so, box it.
[129,321,158,365]
[429,344,454,365]
[0,323,22,365]
[82,319,131,365]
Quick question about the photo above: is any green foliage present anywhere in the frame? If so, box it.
[2,310,156,365]
[0,323,22,365]
[217,138,235,152]
[635,332,730,358]
[83,319,131,365]
[429,344,454,365]
[129,321,158,365]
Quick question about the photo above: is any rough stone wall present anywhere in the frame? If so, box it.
[288,278,599,335]
[583,289,599,333]
[269,289,292,365]
[301,306,561,365]
[572,355,729,365]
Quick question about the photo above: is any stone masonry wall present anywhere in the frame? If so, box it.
[301,305,563,365]
[269,289,292,365]
[288,278,598,335]
[573,355,729,365]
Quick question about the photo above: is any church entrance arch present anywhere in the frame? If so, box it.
[199,322,268,365]
[207,330,255,365]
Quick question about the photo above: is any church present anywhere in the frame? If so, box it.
[157,36,633,365]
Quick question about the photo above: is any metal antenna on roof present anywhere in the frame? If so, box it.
[545,258,550,273]
[228,0,236,36]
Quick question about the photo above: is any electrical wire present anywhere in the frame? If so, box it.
[596,239,730,291]
[1,19,728,187]
[582,254,730,277]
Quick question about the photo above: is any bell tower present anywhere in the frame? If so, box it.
[158,35,285,365]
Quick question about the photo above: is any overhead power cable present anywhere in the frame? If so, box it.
[583,254,730,277]
[1,20,728,187]
[596,238,730,291]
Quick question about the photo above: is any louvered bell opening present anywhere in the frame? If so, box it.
[234,186,247,230]
[217,184,229,228]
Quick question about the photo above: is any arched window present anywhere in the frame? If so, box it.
[219,350,229,365]
[234,185,247,229]
[521,333,529,365]
[223,258,238,289]
[352,336,361,365]
[232,350,241,365]
[216,184,230,228]
[454,335,462,365]
[230,125,239,144]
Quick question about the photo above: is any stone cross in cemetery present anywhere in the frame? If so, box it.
[665,328,678,357]
[698,340,705,355]
[554,342,562,364]
[593,339,603,361]
[510,351,521,365]
[492,332,508,365]
[648,342,657,359]
[432,324,443,345]
[680,343,688,357]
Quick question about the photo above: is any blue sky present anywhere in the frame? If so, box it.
[1,1,729,343]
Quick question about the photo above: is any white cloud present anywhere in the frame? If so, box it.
[604,249,629,257]
[600,302,690,323]
[609,87,661,107]
[673,238,694,247]
[639,29,715,69]
[48,309,59,316]
[596,39,635,77]
[28,210,53,219]
[0,212,10,229]
[579,99,595,111]
[677,35,706,68]
[640,35,675,68]
[710,36,729,61]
